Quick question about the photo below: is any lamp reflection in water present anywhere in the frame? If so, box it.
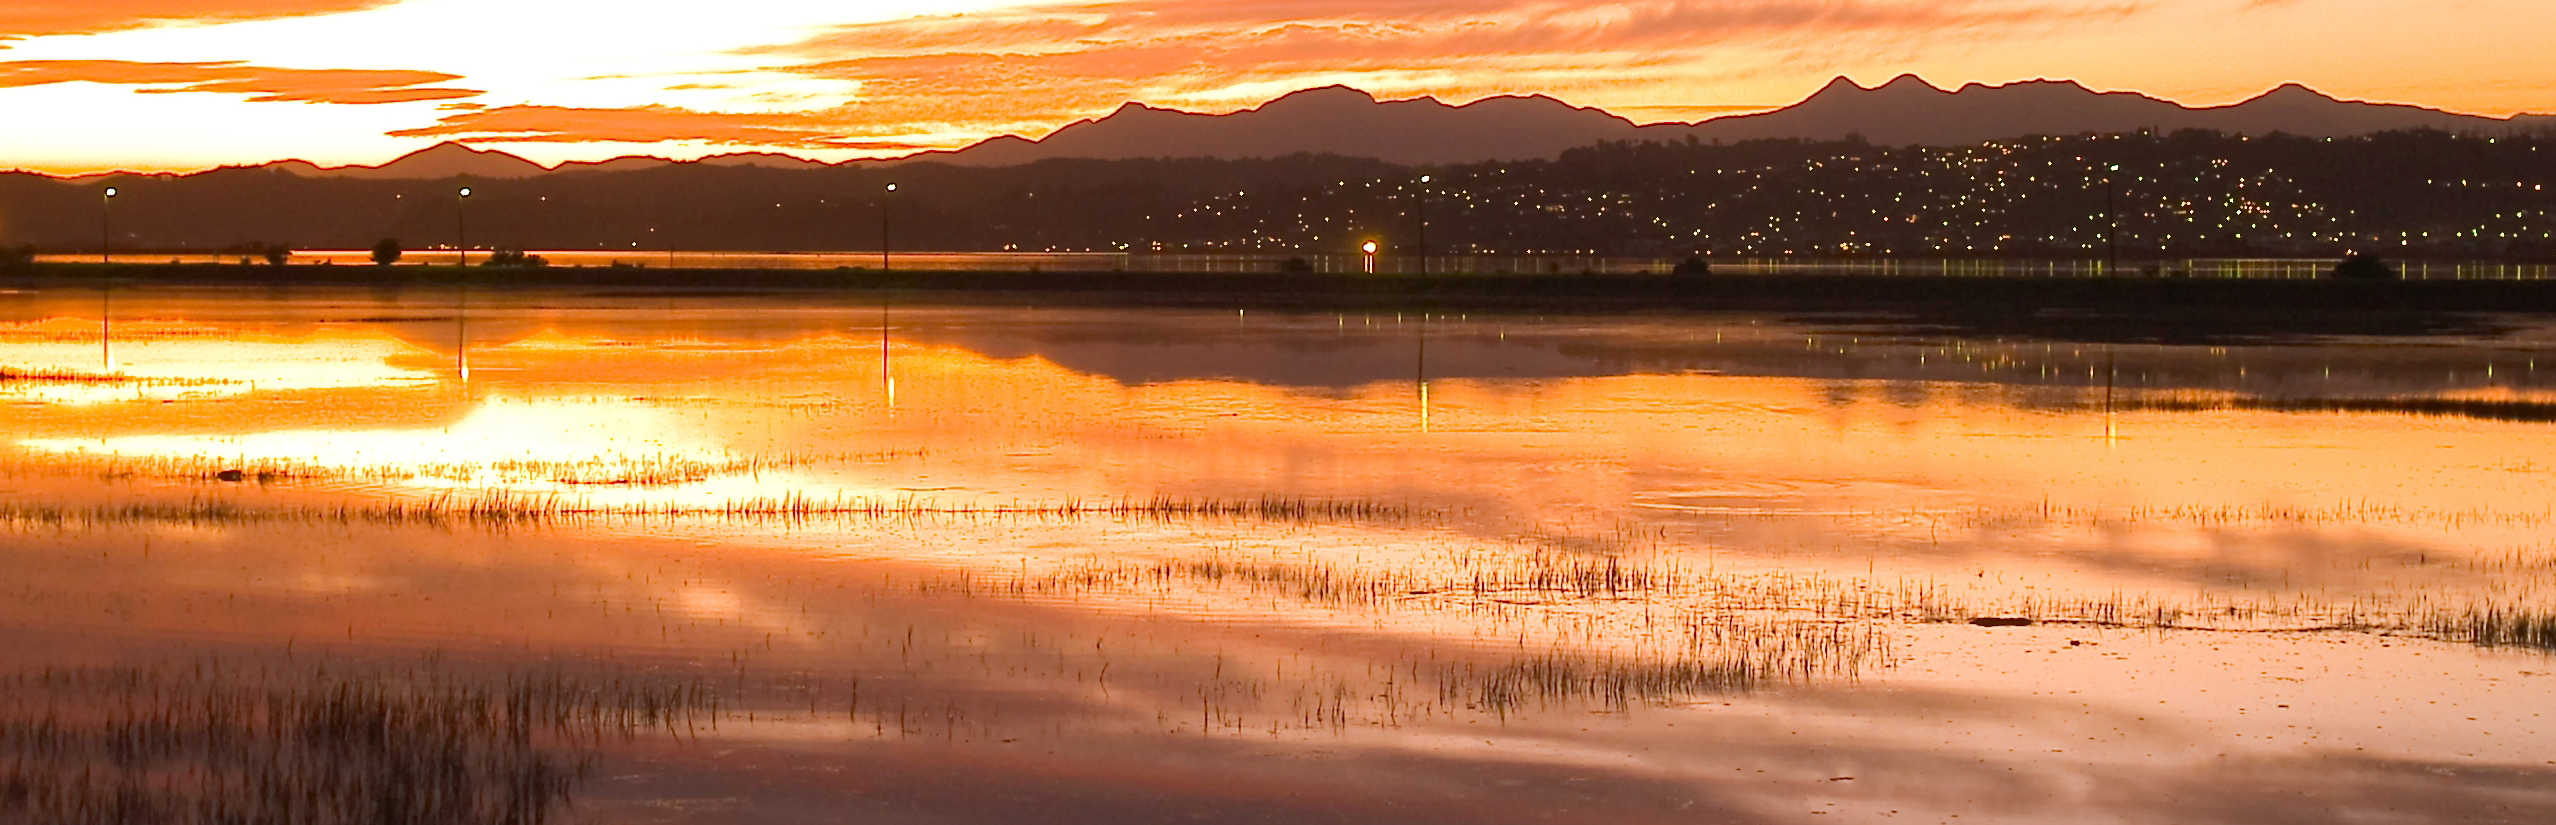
[456,280,470,385]
[1416,311,1430,433]
[99,284,111,373]
[880,295,895,414]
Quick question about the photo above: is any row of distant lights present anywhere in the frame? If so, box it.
[99,162,2556,255]
[108,181,905,200]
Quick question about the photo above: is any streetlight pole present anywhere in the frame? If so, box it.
[100,186,118,264]
[881,182,898,272]
[1415,173,1431,275]
[2103,164,2120,276]
[456,185,473,267]
[1362,240,1378,275]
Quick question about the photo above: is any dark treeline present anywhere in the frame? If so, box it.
[2,129,2550,261]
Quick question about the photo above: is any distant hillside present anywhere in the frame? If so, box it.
[913,86,1639,167]
[273,142,551,180]
[201,78,2554,179]
[1659,76,2541,146]
[264,145,834,180]
[914,77,2547,167]
[4,129,2545,264]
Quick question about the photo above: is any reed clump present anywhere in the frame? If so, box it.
[0,450,912,488]
[1448,653,1757,717]
[0,367,135,384]
[0,492,1420,531]
[1436,620,1890,718]
[0,661,717,825]
[1029,549,1676,608]
[0,367,232,388]
[2426,605,2556,650]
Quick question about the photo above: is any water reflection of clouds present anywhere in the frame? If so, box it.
[8,293,2554,823]
[0,322,441,405]
[17,396,715,483]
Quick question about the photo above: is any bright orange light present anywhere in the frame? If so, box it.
[1361,241,1378,255]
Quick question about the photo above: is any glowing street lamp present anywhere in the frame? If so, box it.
[456,185,474,267]
[1414,174,1431,274]
[100,186,118,264]
[1362,240,1379,274]
[2101,164,2120,276]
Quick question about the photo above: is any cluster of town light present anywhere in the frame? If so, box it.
[73,135,2556,266]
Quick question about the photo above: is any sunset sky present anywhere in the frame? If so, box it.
[4,0,2552,175]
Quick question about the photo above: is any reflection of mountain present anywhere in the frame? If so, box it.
[893,312,2553,412]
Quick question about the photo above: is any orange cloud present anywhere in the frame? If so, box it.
[748,0,2141,133]
[371,1,2143,156]
[0,1,391,38]
[384,104,918,150]
[0,59,478,103]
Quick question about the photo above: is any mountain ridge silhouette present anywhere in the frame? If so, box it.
[46,77,2555,180]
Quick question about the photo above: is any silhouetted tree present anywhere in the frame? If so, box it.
[2331,253,2399,280]
[482,248,548,268]
[263,244,291,266]
[0,245,33,272]
[1277,256,1314,273]
[1674,257,1713,275]
[370,238,402,266]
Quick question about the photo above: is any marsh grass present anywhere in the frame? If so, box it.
[1939,500,2555,531]
[0,492,1420,532]
[0,661,716,825]
[2424,605,2556,650]
[0,367,231,388]
[2118,395,2556,424]
[0,450,918,488]
[0,367,134,384]
[1449,653,1756,717]
[1013,550,2556,654]
[1433,618,1893,717]
[1027,550,1668,608]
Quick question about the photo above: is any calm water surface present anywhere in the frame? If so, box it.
[2,285,2552,824]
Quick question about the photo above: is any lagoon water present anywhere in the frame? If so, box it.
[3,285,2552,823]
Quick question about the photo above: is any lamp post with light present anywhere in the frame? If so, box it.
[100,186,118,264]
[456,185,473,267]
[1362,240,1378,274]
[1414,173,1431,274]
[881,182,899,272]
[2102,164,2120,276]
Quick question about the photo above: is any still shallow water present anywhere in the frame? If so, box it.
[2,285,2552,824]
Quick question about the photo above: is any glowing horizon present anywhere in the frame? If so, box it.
[4,0,2553,176]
